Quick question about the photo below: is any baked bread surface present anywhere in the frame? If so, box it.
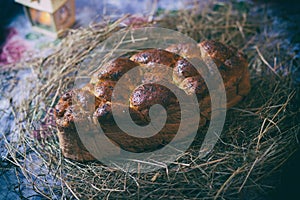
[54,40,251,161]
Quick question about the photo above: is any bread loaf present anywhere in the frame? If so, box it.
[54,40,250,161]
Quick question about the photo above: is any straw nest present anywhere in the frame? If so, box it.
[3,1,299,199]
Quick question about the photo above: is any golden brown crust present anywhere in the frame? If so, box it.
[179,75,208,97]
[130,49,179,67]
[57,128,96,162]
[200,40,234,63]
[54,91,73,117]
[90,57,139,83]
[165,43,200,58]
[199,40,248,86]
[130,83,177,111]
[93,101,113,123]
[54,40,251,161]
[93,80,115,101]
[199,40,250,108]
[173,58,199,84]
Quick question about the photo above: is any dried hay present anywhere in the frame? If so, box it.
[2,1,299,199]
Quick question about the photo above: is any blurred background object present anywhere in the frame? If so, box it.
[15,0,76,38]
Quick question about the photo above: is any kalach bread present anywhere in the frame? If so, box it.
[54,40,251,161]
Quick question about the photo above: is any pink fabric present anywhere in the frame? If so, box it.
[0,28,29,65]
